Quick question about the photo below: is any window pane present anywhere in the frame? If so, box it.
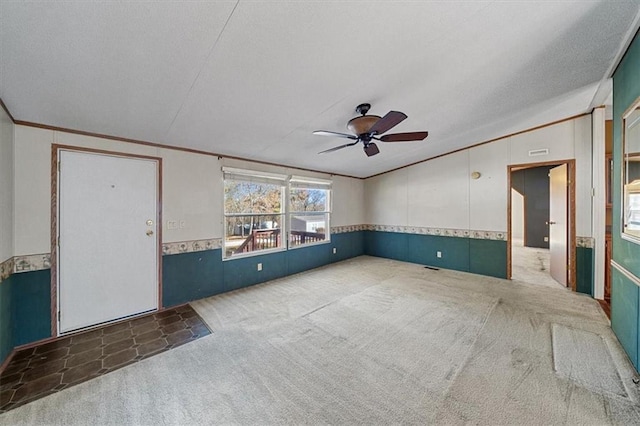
[224,214,284,257]
[629,193,640,230]
[289,212,328,247]
[225,181,282,214]
[290,188,327,212]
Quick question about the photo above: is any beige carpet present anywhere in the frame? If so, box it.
[1,256,639,425]
[511,238,565,289]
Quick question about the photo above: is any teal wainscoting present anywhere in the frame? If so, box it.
[611,268,639,369]
[364,231,508,279]
[469,239,508,279]
[162,249,225,308]
[223,250,289,292]
[406,233,470,272]
[330,231,365,262]
[0,275,13,364]
[11,269,52,347]
[364,231,409,261]
[611,28,640,372]
[576,247,594,296]
[163,231,365,307]
[287,244,333,276]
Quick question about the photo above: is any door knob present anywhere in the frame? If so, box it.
[548,221,556,225]
[146,230,154,236]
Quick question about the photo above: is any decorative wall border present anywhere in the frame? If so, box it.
[0,254,51,280]
[0,232,597,281]
[162,238,223,255]
[0,257,14,281]
[330,225,367,234]
[14,253,51,273]
[576,237,595,249]
[356,224,506,241]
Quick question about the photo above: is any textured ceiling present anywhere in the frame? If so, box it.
[1,1,639,178]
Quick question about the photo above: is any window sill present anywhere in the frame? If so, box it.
[222,238,332,260]
[222,246,286,261]
[288,238,331,250]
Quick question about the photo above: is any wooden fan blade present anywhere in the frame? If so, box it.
[368,111,407,135]
[318,141,359,154]
[380,131,429,142]
[313,130,357,140]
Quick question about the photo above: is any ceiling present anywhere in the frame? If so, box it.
[1,1,639,178]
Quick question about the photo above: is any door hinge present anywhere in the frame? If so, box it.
[57,236,60,246]
[57,161,60,172]
[57,311,61,322]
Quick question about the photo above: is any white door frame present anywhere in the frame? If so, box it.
[591,107,606,300]
[507,159,577,291]
[51,144,163,336]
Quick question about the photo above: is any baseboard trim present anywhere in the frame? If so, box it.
[0,349,15,375]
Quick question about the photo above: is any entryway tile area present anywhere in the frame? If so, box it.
[0,304,211,413]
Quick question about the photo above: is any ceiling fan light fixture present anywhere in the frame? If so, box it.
[363,142,380,157]
[347,115,381,135]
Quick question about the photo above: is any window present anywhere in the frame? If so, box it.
[288,176,331,248]
[223,169,331,258]
[625,179,640,233]
[223,169,286,258]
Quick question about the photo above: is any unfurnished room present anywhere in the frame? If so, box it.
[1,1,640,424]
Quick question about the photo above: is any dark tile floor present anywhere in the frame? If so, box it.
[0,304,211,413]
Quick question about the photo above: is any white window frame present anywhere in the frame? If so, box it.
[287,175,332,250]
[222,169,332,259]
[222,168,287,260]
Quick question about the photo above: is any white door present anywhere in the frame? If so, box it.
[549,164,568,286]
[58,150,159,333]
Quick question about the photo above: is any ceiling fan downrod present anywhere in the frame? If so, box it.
[355,103,371,116]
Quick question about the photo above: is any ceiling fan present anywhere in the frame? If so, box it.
[313,103,428,157]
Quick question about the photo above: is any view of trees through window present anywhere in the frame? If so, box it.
[224,181,284,257]
[223,176,331,258]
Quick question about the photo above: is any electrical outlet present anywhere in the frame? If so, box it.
[167,220,177,230]
[544,236,549,242]
[333,248,337,254]
[437,251,442,258]
[179,220,186,229]
[257,263,262,271]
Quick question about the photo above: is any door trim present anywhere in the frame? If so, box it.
[507,159,576,291]
[51,144,163,336]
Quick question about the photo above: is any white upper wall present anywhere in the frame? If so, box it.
[469,138,509,232]
[12,125,365,255]
[0,107,14,263]
[14,126,54,255]
[407,150,470,229]
[10,114,591,256]
[365,115,593,236]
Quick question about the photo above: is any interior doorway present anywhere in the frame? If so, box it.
[507,160,576,291]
